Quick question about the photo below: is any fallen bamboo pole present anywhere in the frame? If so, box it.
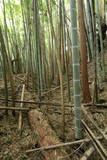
[0,106,29,111]
[0,98,73,107]
[84,104,107,108]
[26,137,102,153]
[87,133,105,160]
[82,120,107,160]
[1,98,107,108]
[0,107,72,116]
[80,146,95,160]
[1,105,106,114]
[82,105,107,140]
[41,80,72,96]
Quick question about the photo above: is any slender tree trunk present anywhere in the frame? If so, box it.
[78,0,92,103]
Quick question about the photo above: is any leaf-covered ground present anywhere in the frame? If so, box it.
[0,46,107,160]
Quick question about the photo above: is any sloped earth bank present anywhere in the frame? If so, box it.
[0,46,107,159]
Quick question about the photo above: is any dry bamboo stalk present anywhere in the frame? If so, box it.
[80,146,94,160]
[26,137,102,153]
[18,84,25,131]
[1,97,107,108]
[0,98,73,107]
[82,120,107,159]
[46,0,65,139]
[0,106,29,111]
[82,105,107,140]
[41,79,72,96]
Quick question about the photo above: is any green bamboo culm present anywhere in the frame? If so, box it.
[95,0,106,81]
[85,0,94,61]
[95,0,102,89]
[0,25,8,112]
[70,0,82,139]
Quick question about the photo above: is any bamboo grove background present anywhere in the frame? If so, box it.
[0,0,106,139]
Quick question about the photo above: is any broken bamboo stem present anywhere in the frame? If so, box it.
[41,80,72,96]
[82,120,107,159]
[82,105,107,140]
[0,106,29,111]
[0,98,73,107]
[1,98,107,108]
[80,146,94,160]
[18,84,25,130]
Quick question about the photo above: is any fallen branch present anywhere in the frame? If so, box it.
[0,98,73,107]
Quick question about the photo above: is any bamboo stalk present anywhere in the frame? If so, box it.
[80,146,94,160]
[1,98,107,108]
[85,0,94,60]
[18,84,25,131]
[0,107,29,111]
[70,0,82,139]
[82,120,107,159]
[26,137,102,153]
[0,98,73,107]
[0,26,8,114]
[2,0,16,116]
[95,0,105,81]
[46,0,65,139]
[82,105,107,140]
[41,79,72,97]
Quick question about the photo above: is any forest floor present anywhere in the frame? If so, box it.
[0,45,107,160]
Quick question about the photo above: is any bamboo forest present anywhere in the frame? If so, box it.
[0,0,107,159]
